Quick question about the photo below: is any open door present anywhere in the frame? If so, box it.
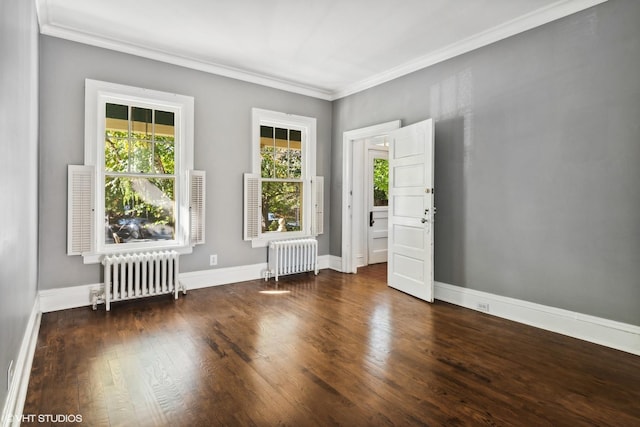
[387,119,435,302]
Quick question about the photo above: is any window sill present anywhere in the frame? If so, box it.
[81,245,194,264]
[250,232,314,248]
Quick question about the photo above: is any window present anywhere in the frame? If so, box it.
[103,103,177,244]
[372,158,389,207]
[244,109,323,247]
[68,79,204,262]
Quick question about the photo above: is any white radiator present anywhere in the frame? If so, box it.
[102,251,183,310]
[267,238,318,281]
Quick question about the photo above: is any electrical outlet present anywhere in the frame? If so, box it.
[7,360,14,391]
[477,303,490,313]
[209,254,218,266]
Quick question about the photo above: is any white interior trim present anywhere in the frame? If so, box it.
[435,281,640,356]
[37,22,334,101]
[39,283,101,313]
[1,299,41,427]
[36,0,607,101]
[34,263,639,357]
[38,255,333,312]
[180,262,268,290]
[332,0,610,99]
[329,255,343,272]
[342,121,401,274]
[32,251,640,356]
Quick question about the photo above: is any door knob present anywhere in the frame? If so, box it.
[421,218,428,223]
[370,211,375,227]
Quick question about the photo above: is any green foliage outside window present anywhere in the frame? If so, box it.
[373,158,389,206]
[260,140,303,232]
[104,130,176,241]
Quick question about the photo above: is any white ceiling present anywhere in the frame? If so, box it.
[36,0,606,100]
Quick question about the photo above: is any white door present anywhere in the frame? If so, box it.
[387,119,435,302]
[368,149,388,264]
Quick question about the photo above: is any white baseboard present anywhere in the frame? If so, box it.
[181,254,333,289]
[1,298,41,427]
[39,283,101,313]
[34,259,639,357]
[329,255,343,272]
[38,255,335,311]
[180,262,268,290]
[435,281,640,356]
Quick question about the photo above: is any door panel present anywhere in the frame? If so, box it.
[393,223,425,249]
[387,119,434,302]
[394,164,424,187]
[393,195,423,217]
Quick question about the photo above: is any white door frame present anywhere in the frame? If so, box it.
[341,120,401,273]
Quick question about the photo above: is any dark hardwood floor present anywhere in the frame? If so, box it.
[23,264,640,426]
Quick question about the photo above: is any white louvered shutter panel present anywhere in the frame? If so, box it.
[312,176,324,235]
[189,170,206,245]
[243,173,261,240]
[67,165,95,255]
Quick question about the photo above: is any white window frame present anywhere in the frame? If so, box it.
[82,79,195,263]
[248,108,317,248]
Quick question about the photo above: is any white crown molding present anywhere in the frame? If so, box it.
[35,6,334,101]
[332,0,608,99]
[435,281,640,356]
[36,0,607,101]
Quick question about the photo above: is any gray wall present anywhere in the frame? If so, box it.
[331,0,640,325]
[0,0,39,404]
[38,37,332,290]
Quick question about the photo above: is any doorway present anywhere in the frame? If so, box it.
[341,121,400,273]
[367,145,389,265]
[341,119,435,303]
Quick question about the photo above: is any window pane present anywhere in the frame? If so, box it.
[289,145,302,179]
[274,147,289,179]
[105,105,175,175]
[373,158,389,207]
[261,180,302,233]
[260,126,275,178]
[154,142,175,174]
[104,135,129,172]
[105,176,175,244]
[154,110,175,141]
[132,107,153,140]
[260,126,303,179]
[289,129,302,178]
[273,128,289,178]
[105,103,129,135]
[274,127,288,141]
[130,140,153,173]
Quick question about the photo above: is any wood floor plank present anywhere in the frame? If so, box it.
[22,264,640,426]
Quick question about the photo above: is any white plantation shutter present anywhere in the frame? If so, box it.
[244,173,261,240]
[189,170,206,245]
[311,176,324,235]
[67,165,95,255]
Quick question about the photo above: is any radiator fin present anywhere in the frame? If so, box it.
[268,238,318,281]
[103,251,180,310]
